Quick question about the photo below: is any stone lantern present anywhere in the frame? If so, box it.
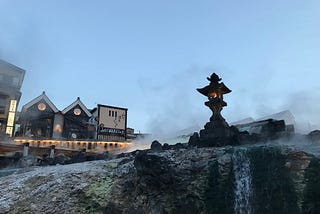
[189,73,238,147]
[197,73,231,123]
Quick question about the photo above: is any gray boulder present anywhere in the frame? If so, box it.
[150,140,163,152]
[17,155,38,168]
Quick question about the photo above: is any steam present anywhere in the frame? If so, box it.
[141,63,320,138]
[279,91,320,133]
[140,65,220,138]
[273,135,320,157]
[125,136,154,153]
[0,7,62,111]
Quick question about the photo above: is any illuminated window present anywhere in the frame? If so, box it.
[38,103,46,111]
[74,108,81,115]
[54,124,62,133]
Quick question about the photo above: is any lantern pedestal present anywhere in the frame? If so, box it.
[198,118,236,147]
[198,100,236,147]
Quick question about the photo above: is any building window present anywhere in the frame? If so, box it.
[109,110,111,116]
[74,108,81,115]
[115,111,117,118]
[12,77,19,86]
[0,97,6,115]
[112,111,114,117]
[38,103,46,111]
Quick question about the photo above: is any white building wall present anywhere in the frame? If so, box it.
[98,106,127,130]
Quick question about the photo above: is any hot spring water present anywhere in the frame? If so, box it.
[232,148,252,214]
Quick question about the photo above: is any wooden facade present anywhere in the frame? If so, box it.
[18,94,129,141]
[19,92,58,139]
[61,98,92,140]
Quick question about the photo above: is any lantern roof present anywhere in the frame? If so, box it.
[197,73,231,97]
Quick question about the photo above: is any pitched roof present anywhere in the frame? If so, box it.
[62,97,92,117]
[231,110,296,126]
[21,91,59,113]
[230,117,255,126]
[257,110,296,125]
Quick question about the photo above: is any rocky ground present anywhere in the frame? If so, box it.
[1,139,320,214]
[0,145,227,213]
[0,160,108,213]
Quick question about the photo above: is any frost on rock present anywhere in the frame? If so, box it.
[0,160,108,214]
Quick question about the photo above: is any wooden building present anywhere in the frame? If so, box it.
[19,92,59,139]
[61,97,92,140]
[19,93,127,142]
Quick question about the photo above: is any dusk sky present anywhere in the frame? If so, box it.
[0,0,319,135]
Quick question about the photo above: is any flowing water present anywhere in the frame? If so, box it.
[232,148,252,214]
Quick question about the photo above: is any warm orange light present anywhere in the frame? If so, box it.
[209,92,218,98]
[38,103,47,111]
[54,124,62,133]
[13,138,132,152]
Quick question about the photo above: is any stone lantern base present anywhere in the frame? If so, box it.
[189,118,239,147]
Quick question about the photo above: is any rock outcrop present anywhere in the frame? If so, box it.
[150,140,163,152]
[0,150,109,172]
[1,141,320,213]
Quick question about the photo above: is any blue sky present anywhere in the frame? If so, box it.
[0,0,319,134]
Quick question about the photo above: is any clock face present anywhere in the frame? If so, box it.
[74,108,81,115]
[71,133,77,139]
[38,103,46,111]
